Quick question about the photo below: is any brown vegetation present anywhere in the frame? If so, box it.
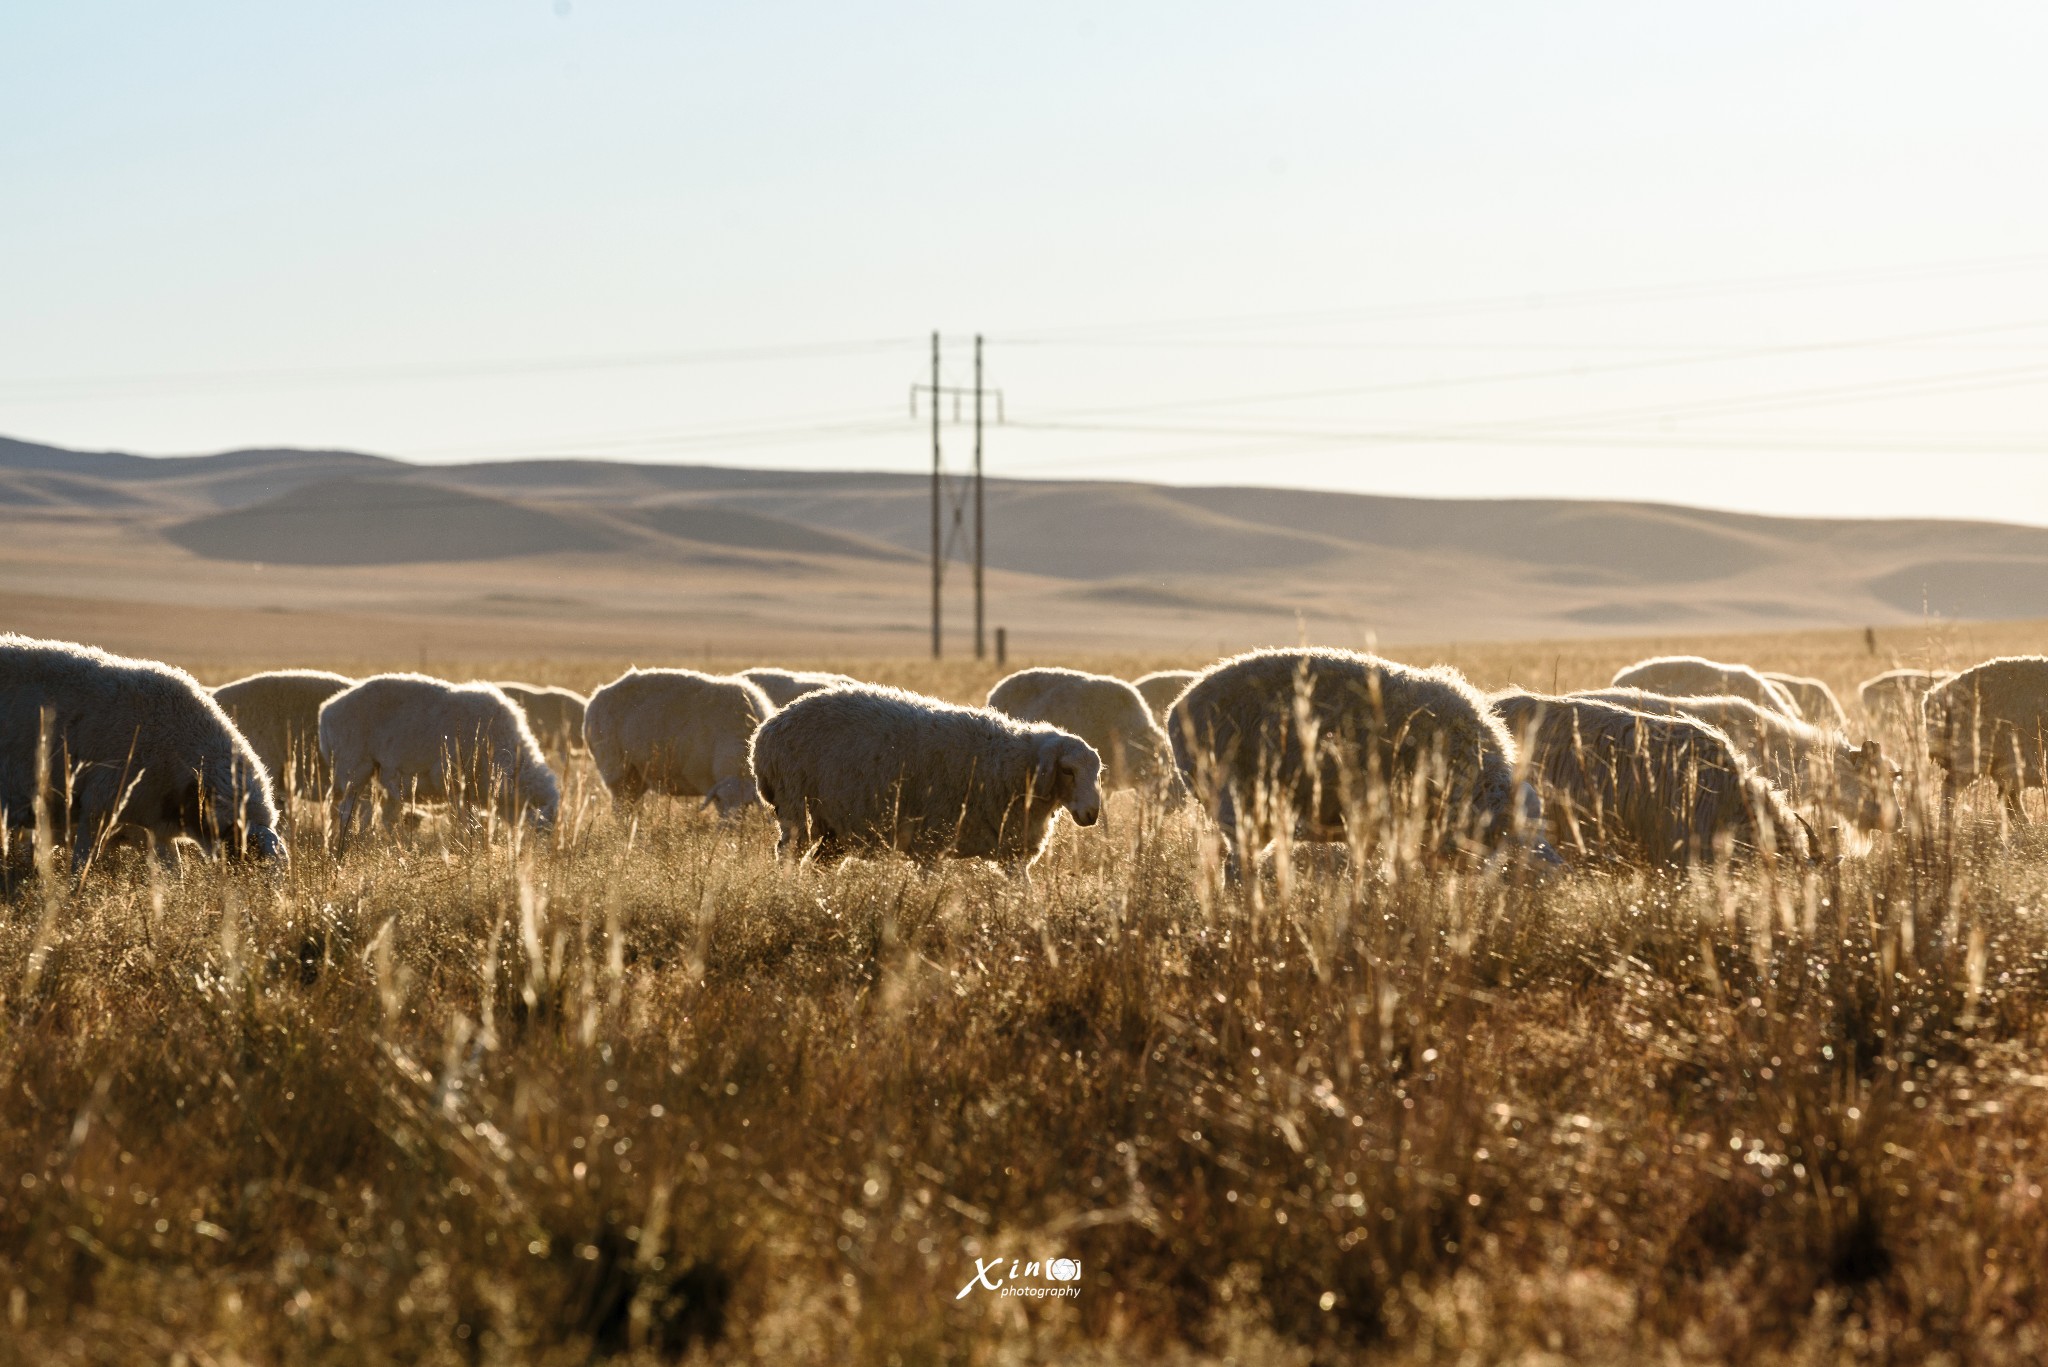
[3,629,2048,1363]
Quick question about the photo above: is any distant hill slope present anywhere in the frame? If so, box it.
[162,477,628,565]
[9,433,2048,636]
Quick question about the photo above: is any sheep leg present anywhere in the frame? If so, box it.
[331,763,374,848]
[2001,780,2028,821]
[1939,765,1962,810]
[608,766,646,815]
[68,827,98,878]
[379,773,408,830]
[1215,787,1250,883]
[149,830,185,874]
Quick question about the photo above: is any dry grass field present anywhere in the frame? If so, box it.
[4,621,2048,1364]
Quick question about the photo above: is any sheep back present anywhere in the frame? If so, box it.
[750,684,1102,866]
[1577,687,1897,831]
[1763,673,1850,732]
[1492,690,1807,865]
[213,669,353,795]
[1,634,283,863]
[987,667,1177,793]
[494,682,588,756]
[1132,670,1199,722]
[319,674,558,824]
[738,668,862,709]
[1923,657,2048,798]
[1611,655,1804,719]
[1859,668,1950,723]
[584,668,774,811]
[1167,647,1525,856]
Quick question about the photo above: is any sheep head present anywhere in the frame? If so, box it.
[172,760,286,862]
[1035,733,1103,827]
[704,775,762,819]
[1837,738,1902,831]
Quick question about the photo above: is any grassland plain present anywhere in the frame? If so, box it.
[3,624,2048,1365]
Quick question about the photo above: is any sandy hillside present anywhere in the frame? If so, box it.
[5,434,2048,666]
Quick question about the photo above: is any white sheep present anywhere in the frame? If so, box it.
[319,674,559,838]
[1132,669,1198,722]
[986,667,1180,795]
[749,683,1103,869]
[1610,655,1804,719]
[213,669,354,796]
[739,667,862,708]
[1491,689,1810,866]
[2,634,284,870]
[1922,657,2048,815]
[493,682,588,759]
[1166,648,1545,865]
[583,668,775,816]
[1576,687,1898,831]
[1763,672,1851,732]
[1859,668,1951,727]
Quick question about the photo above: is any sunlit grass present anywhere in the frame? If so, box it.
[6,639,2048,1364]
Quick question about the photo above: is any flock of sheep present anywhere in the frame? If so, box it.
[2,629,2045,880]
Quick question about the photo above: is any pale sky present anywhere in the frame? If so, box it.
[5,2,2047,522]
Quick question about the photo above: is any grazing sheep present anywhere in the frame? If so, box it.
[1764,672,1851,732]
[493,682,588,759]
[1577,688,1898,831]
[750,684,1102,869]
[1922,657,2048,816]
[584,669,775,816]
[1132,670,1198,722]
[1166,648,1544,865]
[319,675,559,837]
[1860,668,1951,726]
[1610,655,1804,719]
[212,669,353,796]
[2,634,284,869]
[1491,690,1810,866]
[739,667,861,708]
[987,667,1180,795]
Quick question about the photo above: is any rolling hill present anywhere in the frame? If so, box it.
[3,432,2045,663]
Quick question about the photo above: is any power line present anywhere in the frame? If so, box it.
[1445,360,2048,435]
[1001,416,2048,465]
[1021,317,2048,423]
[0,337,922,400]
[994,250,2048,342]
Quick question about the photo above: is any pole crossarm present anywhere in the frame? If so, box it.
[909,385,1006,423]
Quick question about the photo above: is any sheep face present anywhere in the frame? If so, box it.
[1036,734,1103,827]
[705,775,762,818]
[1475,777,1559,866]
[1508,779,1551,848]
[1835,740,1902,831]
[517,769,561,830]
[153,763,286,862]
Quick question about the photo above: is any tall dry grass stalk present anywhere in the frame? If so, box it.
[4,644,2048,1364]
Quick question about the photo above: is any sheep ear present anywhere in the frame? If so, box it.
[1054,742,1083,798]
[1034,739,1061,799]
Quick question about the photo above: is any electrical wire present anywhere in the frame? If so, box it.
[994,250,2048,341]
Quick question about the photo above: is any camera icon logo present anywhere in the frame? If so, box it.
[1045,1257,1082,1282]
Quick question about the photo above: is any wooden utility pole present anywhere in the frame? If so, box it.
[973,333,986,660]
[909,335,1002,660]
